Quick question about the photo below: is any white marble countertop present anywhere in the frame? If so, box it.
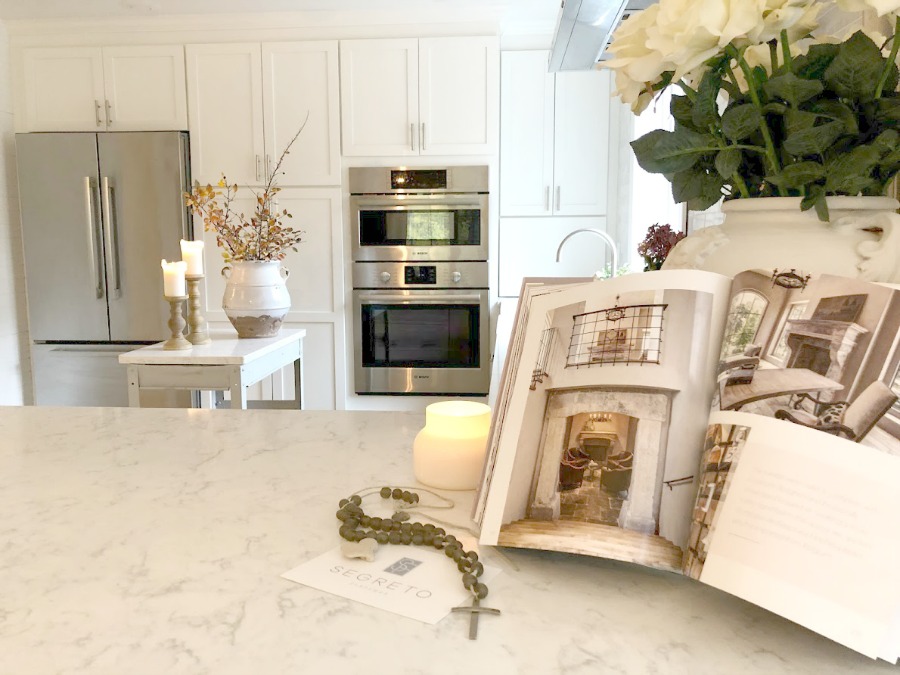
[0,406,894,674]
[118,328,306,365]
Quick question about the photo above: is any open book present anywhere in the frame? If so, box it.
[476,269,900,661]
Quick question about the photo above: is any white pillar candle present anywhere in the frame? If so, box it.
[161,259,187,297]
[413,401,492,490]
[180,239,205,275]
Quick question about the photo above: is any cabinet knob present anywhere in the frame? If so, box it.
[380,271,392,283]
[451,271,462,283]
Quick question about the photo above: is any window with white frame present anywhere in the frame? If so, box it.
[721,290,769,357]
[769,301,808,364]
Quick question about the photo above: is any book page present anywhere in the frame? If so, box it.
[478,270,733,573]
[695,412,900,659]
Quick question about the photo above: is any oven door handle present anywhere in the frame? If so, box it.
[357,293,483,304]
[352,195,481,208]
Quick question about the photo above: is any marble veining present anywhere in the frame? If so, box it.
[0,406,893,674]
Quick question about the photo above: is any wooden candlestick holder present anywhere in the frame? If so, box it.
[163,295,191,350]
[185,274,211,345]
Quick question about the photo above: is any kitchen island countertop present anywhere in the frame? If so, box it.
[0,405,893,674]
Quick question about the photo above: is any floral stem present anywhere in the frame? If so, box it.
[769,40,779,72]
[732,47,786,195]
[875,16,900,99]
[780,29,792,71]
[676,80,697,101]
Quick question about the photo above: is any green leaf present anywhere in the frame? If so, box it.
[825,144,882,193]
[630,127,716,174]
[783,109,820,133]
[813,99,859,136]
[824,30,886,101]
[763,102,788,115]
[801,184,829,221]
[767,161,826,189]
[670,95,699,131]
[876,97,900,121]
[782,121,844,156]
[873,129,899,154]
[671,167,724,209]
[721,104,761,141]
[792,43,840,80]
[692,70,721,128]
[763,72,824,107]
[714,147,742,178]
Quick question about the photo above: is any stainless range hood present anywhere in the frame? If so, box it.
[548,0,655,72]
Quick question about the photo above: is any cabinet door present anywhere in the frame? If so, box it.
[22,47,105,131]
[262,41,340,186]
[102,46,187,131]
[553,69,611,216]
[418,36,498,156]
[340,39,418,156]
[499,50,555,216]
[186,43,264,186]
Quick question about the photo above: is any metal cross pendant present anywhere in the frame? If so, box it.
[451,595,501,640]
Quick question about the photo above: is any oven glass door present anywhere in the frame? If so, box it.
[351,194,488,261]
[361,302,480,368]
[353,289,490,394]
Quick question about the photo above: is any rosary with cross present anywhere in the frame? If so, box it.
[336,486,500,639]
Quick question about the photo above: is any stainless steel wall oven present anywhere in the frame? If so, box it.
[350,166,490,396]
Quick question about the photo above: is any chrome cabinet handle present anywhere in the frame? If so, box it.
[555,186,561,211]
[83,177,103,299]
[266,154,272,181]
[420,122,426,152]
[102,177,122,298]
[544,186,550,212]
[94,100,102,127]
[410,123,415,151]
[105,99,112,126]
[255,155,261,182]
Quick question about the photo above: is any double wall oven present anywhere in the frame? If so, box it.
[350,166,490,396]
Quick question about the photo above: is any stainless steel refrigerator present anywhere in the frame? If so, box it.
[17,132,193,406]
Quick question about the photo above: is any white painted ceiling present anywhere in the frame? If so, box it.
[0,0,560,31]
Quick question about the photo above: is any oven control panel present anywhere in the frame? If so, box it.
[404,265,437,285]
[352,261,488,289]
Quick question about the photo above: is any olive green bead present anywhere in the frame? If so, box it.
[339,498,349,507]
[349,495,362,506]
[432,535,445,548]
[380,487,392,498]
[391,511,410,522]
[410,493,419,503]
[411,523,425,533]
[466,551,479,563]
[401,490,413,502]
[444,535,458,546]
[470,562,484,577]
[462,573,476,589]
[434,528,446,537]
[423,533,434,546]
[344,517,359,529]
[375,532,389,544]
[400,533,412,545]
[360,515,371,527]
[370,517,383,530]
[388,531,401,545]
[400,523,413,534]
[392,488,403,500]
[336,510,349,521]
[444,543,460,555]
[412,533,424,546]
[451,550,465,562]
[457,559,471,572]
[473,583,488,599]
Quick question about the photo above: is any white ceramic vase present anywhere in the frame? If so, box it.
[662,196,900,283]
[221,260,291,338]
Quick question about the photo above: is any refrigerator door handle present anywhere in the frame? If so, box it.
[83,177,104,299]
[102,176,122,298]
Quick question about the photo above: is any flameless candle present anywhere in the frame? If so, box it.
[161,259,187,297]
[413,401,491,490]
[180,239,204,275]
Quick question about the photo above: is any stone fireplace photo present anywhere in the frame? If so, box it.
[716,272,900,452]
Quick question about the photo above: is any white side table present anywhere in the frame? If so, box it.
[118,329,305,409]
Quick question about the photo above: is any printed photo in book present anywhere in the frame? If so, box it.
[476,269,900,661]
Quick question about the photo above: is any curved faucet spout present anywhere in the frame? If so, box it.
[554,228,619,278]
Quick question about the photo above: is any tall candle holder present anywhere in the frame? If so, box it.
[185,274,211,345]
[163,295,191,350]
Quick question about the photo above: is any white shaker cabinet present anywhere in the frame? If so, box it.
[500,50,611,217]
[340,37,498,157]
[22,45,187,132]
[187,41,340,187]
[186,43,265,187]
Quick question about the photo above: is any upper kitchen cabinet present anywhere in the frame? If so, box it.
[21,45,187,132]
[340,37,498,157]
[186,41,340,187]
[500,50,611,217]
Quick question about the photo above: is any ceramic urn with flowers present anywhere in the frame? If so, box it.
[604,0,900,282]
[184,126,305,338]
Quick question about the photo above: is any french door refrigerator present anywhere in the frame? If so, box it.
[17,132,192,406]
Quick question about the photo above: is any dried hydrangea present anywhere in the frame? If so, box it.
[637,223,686,271]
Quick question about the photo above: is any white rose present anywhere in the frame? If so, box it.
[745,0,822,44]
[837,0,900,16]
[606,5,675,110]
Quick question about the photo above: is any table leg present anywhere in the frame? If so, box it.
[293,356,303,410]
[126,366,141,408]
[229,370,248,410]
